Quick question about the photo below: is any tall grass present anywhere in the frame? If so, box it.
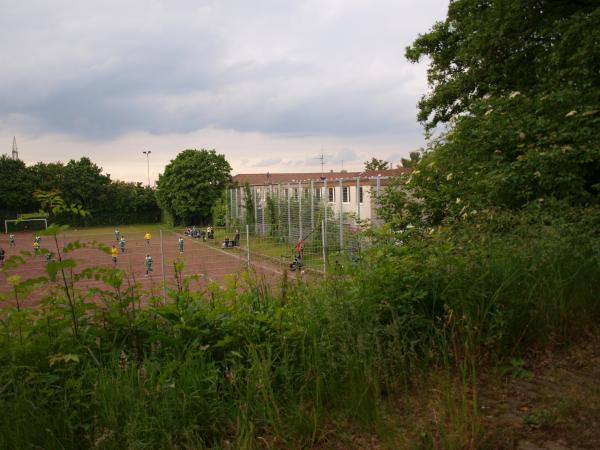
[1,211,599,449]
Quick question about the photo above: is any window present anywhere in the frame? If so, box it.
[303,188,310,198]
[359,187,364,204]
[283,188,289,198]
[342,186,350,203]
[328,187,335,202]
[293,188,298,198]
[315,188,322,200]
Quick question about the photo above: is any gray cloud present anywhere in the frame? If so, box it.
[0,0,448,141]
[252,158,282,167]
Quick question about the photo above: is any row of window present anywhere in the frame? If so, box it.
[253,186,364,203]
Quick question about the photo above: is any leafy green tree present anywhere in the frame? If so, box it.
[29,162,66,192]
[380,1,600,228]
[399,151,421,168]
[62,157,111,219]
[0,155,36,220]
[406,0,599,130]
[363,158,390,171]
[243,182,255,226]
[156,149,232,225]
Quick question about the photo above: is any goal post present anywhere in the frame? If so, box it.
[4,218,48,234]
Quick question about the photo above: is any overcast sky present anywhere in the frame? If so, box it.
[0,0,448,184]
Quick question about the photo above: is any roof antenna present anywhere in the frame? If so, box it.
[314,153,326,179]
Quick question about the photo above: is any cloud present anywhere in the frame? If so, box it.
[252,158,282,167]
[0,0,447,140]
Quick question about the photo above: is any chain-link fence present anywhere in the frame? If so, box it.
[225,177,383,259]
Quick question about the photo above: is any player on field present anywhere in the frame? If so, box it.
[115,228,121,241]
[178,237,184,253]
[144,232,151,245]
[8,234,15,247]
[33,240,40,255]
[119,236,126,253]
[145,254,153,276]
[111,245,118,265]
[0,247,5,266]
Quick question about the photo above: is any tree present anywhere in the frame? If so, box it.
[62,157,111,216]
[406,0,599,130]
[0,155,36,220]
[399,151,421,168]
[243,182,255,226]
[156,149,232,225]
[363,158,390,171]
[377,1,600,228]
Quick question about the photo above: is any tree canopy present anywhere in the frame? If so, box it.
[156,149,232,225]
[406,0,599,130]
[0,156,160,226]
[363,158,390,171]
[379,0,600,229]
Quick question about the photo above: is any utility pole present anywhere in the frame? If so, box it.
[142,150,151,187]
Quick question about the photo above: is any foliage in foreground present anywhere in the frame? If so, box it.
[1,206,599,449]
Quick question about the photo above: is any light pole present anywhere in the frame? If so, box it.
[142,150,151,187]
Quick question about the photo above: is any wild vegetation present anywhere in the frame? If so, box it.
[1,1,599,448]
[0,156,160,227]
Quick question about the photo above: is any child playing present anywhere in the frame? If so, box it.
[178,237,184,253]
[115,228,121,241]
[8,234,15,247]
[0,247,5,266]
[33,240,40,255]
[119,236,126,253]
[144,254,153,276]
[111,245,118,265]
[144,232,151,245]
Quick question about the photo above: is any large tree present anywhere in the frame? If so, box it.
[156,149,232,225]
[406,0,599,130]
[378,1,600,228]
[0,155,36,218]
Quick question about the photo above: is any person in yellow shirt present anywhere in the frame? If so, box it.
[33,240,40,254]
[144,232,151,246]
[111,245,118,265]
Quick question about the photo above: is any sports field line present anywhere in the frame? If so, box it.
[174,232,284,277]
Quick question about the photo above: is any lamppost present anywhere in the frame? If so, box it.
[142,150,151,187]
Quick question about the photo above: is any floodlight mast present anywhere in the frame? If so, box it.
[142,150,151,187]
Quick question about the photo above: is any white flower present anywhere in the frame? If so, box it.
[446,173,453,181]
[509,91,521,98]
[565,110,577,117]
[456,197,461,204]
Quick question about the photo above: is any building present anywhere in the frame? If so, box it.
[227,168,408,237]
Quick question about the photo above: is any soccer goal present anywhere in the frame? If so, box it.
[5,215,48,234]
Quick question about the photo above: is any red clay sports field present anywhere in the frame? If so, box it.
[0,230,284,307]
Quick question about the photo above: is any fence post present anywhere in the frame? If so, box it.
[225,188,230,231]
[287,183,292,244]
[253,186,258,234]
[321,219,326,278]
[310,179,314,232]
[356,177,360,221]
[160,229,166,302]
[277,184,281,231]
[339,179,344,251]
[323,178,328,247]
[298,181,303,240]
[246,224,250,270]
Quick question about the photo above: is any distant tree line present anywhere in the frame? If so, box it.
[0,155,161,227]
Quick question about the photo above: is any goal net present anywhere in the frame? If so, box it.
[5,217,48,234]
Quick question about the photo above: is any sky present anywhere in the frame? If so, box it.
[0,0,449,184]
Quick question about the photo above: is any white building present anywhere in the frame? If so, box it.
[229,168,407,228]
